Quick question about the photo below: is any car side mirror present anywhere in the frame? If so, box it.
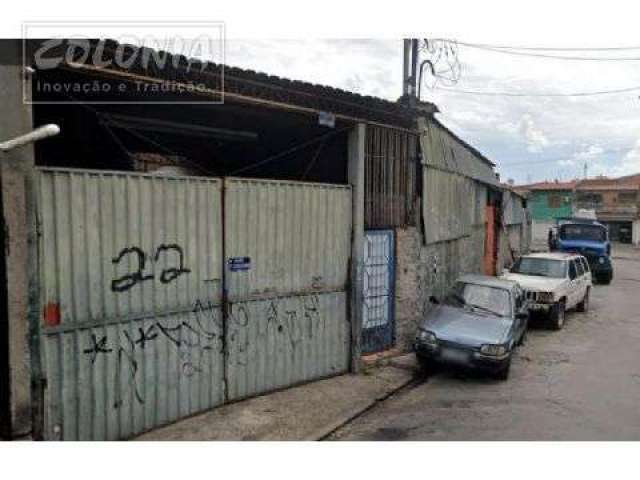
[429,296,440,305]
[516,311,528,320]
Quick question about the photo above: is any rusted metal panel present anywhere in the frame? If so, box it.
[37,168,225,440]
[224,178,352,302]
[225,292,349,401]
[364,126,418,228]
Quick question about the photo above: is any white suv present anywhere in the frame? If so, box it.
[501,253,592,330]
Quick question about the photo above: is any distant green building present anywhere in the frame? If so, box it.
[516,181,575,248]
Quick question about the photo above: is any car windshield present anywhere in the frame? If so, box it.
[445,282,511,317]
[559,224,606,242]
[511,257,566,278]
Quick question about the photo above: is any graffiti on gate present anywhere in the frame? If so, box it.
[111,244,191,292]
[227,294,324,365]
[82,298,223,409]
[82,293,326,408]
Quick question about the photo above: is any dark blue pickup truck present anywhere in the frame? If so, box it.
[553,218,613,284]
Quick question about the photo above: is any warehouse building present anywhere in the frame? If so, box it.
[0,39,529,440]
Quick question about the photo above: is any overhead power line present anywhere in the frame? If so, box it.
[457,42,640,61]
[434,85,640,97]
[451,42,640,52]
[431,39,640,60]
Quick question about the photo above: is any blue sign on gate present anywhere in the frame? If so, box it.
[228,256,251,272]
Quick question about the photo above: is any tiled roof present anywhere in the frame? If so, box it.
[575,177,640,191]
[518,180,578,191]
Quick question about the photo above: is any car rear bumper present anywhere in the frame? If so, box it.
[414,343,510,372]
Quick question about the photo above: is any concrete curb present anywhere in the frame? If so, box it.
[307,372,418,441]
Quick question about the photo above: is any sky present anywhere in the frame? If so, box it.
[225,39,640,185]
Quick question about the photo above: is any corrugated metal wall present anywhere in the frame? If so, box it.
[498,190,530,271]
[37,170,352,439]
[224,178,351,301]
[225,293,349,400]
[38,168,225,440]
[416,116,495,305]
[502,190,526,226]
[423,169,475,243]
[419,117,497,245]
[418,118,500,187]
[224,178,352,400]
[364,126,418,228]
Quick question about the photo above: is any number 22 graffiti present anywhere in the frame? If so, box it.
[111,243,191,292]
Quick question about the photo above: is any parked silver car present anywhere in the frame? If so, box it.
[413,275,529,380]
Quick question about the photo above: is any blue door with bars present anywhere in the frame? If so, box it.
[361,230,395,354]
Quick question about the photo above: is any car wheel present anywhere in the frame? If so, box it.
[599,273,612,285]
[577,288,590,313]
[550,300,566,330]
[493,358,511,381]
[417,355,438,376]
[517,327,527,346]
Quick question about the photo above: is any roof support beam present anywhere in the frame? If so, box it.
[59,63,420,135]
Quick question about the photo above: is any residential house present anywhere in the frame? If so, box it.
[575,175,640,244]
[515,180,576,249]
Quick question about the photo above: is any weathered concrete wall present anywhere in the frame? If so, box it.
[394,224,486,352]
[497,224,522,273]
[531,219,554,251]
[348,124,365,372]
[0,42,36,438]
[394,227,421,351]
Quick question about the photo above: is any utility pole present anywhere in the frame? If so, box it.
[402,38,420,105]
[402,39,411,97]
[584,162,588,179]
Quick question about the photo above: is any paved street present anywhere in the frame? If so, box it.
[330,247,640,441]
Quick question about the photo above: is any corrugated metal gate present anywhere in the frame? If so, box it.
[223,178,352,400]
[36,168,351,440]
[361,230,395,353]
